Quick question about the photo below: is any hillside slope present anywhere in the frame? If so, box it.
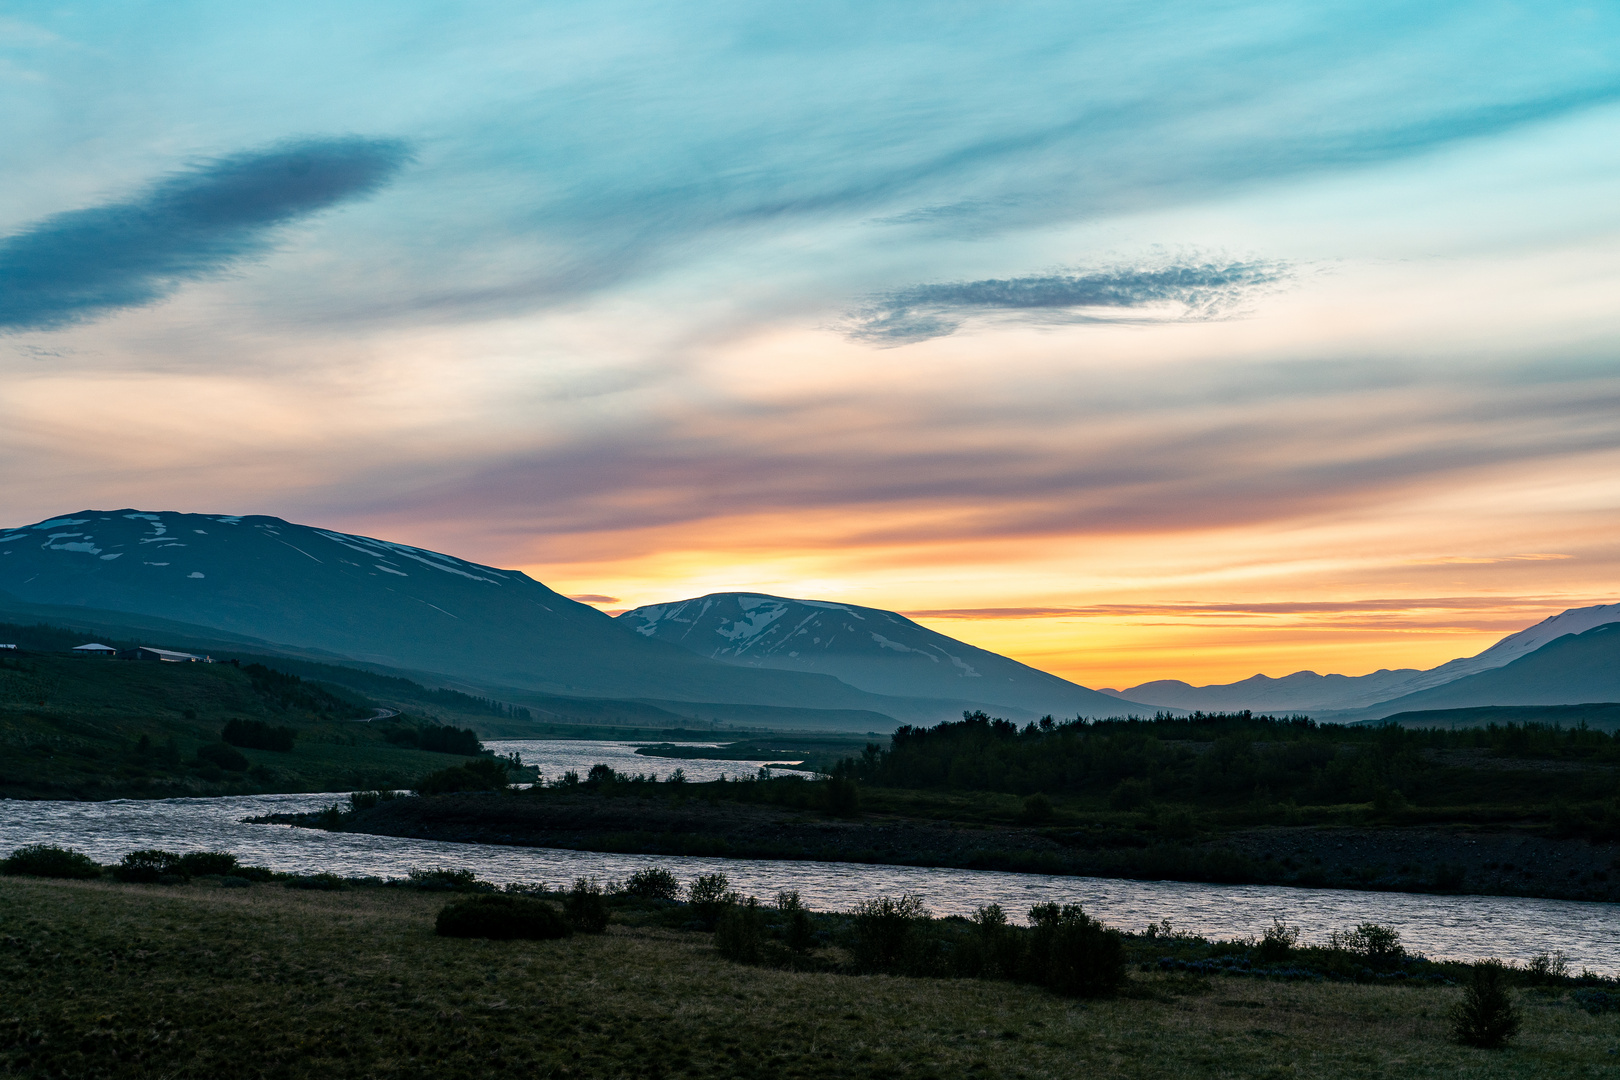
[0,511,976,725]
[617,592,1150,719]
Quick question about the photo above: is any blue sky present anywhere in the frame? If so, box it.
[4,1,1620,684]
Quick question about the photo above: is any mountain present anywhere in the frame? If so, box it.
[1103,602,1620,713]
[1357,622,1620,717]
[0,510,1016,728]
[616,592,1150,719]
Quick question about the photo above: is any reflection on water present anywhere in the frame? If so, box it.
[2,741,1617,974]
[483,739,793,783]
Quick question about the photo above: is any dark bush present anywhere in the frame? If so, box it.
[1450,960,1521,1048]
[565,877,610,933]
[822,777,860,815]
[1019,793,1054,823]
[417,724,483,756]
[283,873,345,890]
[233,865,277,882]
[621,866,681,901]
[1024,902,1126,997]
[2,844,101,879]
[1255,919,1300,964]
[1109,778,1154,811]
[964,903,1024,979]
[849,894,929,974]
[688,873,734,929]
[222,719,295,752]
[775,891,816,954]
[177,851,239,877]
[436,894,571,940]
[113,849,185,883]
[714,896,766,963]
[415,757,510,794]
[406,868,493,892]
[348,789,400,811]
[586,763,618,785]
[197,742,250,772]
[1330,922,1404,969]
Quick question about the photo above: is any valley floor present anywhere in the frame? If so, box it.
[2,876,1616,1079]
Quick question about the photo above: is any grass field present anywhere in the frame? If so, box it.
[1,876,1616,1078]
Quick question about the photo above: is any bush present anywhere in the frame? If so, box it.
[586,763,618,785]
[112,849,185,883]
[418,724,483,755]
[1019,793,1054,823]
[283,873,346,890]
[963,903,1024,979]
[565,877,610,933]
[849,894,929,974]
[822,777,860,815]
[621,867,681,901]
[1109,778,1154,811]
[406,868,493,892]
[1024,902,1126,998]
[1,844,101,879]
[688,873,734,928]
[1255,919,1300,964]
[222,719,295,752]
[348,789,399,811]
[177,851,239,877]
[777,891,817,954]
[1450,960,1521,1048]
[415,757,510,795]
[1330,922,1404,968]
[197,742,250,771]
[714,896,766,963]
[436,894,571,940]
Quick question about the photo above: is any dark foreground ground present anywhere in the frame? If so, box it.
[3,875,1617,1079]
[304,787,1620,903]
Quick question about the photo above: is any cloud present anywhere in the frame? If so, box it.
[902,598,1571,620]
[0,136,412,331]
[567,593,621,604]
[842,260,1291,344]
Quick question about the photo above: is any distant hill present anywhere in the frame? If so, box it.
[1358,622,1620,718]
[1104,603,1620,713]
[0,510,1065,731]
[617,592,1152,719]
[1378,702,1620,733]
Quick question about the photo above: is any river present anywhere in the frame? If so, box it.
[2,740,1616,973]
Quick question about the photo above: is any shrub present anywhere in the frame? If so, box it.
[688,873,734,928]
[349,789,399,811]
[1255,919,1300,964]
[436,894,571,940]
[822,777,860,815]
[714,896,766,963]
[1,844,101,879]
[415,757,510,795]
[777,891,816,954]
[565,877,610,933]
[112,849,185,883]
[196,743,250,772]
[406,868,493,892]
[1330,922,1404,968]
[1525,950,1569,983]
[1450,960,1521,1048]
[1024,902,1126,998]
[177,851,239,877]
[586,763,618,785]
[222,719,295,752]
[965,903,1024,979]
[1019,793,1054,824]
[849,894,929,974]
[283,873,346,890]
[417,724,483,755]
[1109,778,1154,811]
[621,867,681,901]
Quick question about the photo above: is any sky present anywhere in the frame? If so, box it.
[3,1,1620,690]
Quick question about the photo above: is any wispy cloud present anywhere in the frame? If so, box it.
[842,260,1291,344]
[0,136,412,331]
[903,598,1573,620]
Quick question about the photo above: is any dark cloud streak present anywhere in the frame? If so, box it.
[0,136,412,331]
[844,260,1290,344]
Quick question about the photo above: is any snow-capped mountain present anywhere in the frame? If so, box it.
[617,592,1148,719]
[1103,602,1620,714]
[0,510,1006,724]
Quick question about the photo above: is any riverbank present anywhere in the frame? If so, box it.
[280,787,1620,903]
[3,874,1615,1078]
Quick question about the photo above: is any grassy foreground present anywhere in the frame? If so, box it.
[2,877,1616,1079]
